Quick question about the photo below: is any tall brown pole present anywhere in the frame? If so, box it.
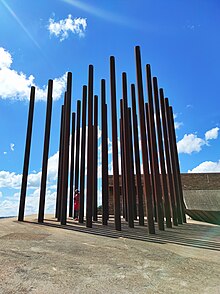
[101,79,109,225]
[86,65,94,228]
[122,73,134,228]
[69,112,76,217]
[79,86,87,223]
[166,102,185,223]
[38,80,53,223]
[121,100,134,228]
[60,72,72,225]
[169,106,186,223]
[164,98,182,224]
[18,86,35,221]
[146,65,164,231]
[128,108,137,220]
[74,100,81,216]
[110,56,121,231]
[135,46,155,234]
[131,84,144,226]
[56,105,64,219]
[153,77,172,228]
[120,116,127,220]
[160,90,178,226]
[93,95,98,221]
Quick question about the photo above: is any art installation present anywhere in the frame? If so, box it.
[18,46,186,234]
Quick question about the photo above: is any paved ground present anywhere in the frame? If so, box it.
[0,215,220,294]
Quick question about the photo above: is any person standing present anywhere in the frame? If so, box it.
[74,189,80,220]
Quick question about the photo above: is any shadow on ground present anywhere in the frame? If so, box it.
[21,216,220,252]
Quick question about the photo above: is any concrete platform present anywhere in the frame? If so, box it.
[0,215,220,294]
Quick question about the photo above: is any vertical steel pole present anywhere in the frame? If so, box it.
[131,84,144,226]
[79,86,87,223]
[55,105,64,219]
[69,112,76,217]
[128,108,137,220]
[120,116,127,220]
[93,95,98,221]
[74,100,81,218]
[18,86,35,221]
[153,77,172,228]
[164,98,182,224]
[38,80,53,223]
[101,79,109,225]
[121,100,134,228]
[86,65,94,228]
[169,106,186,223]
[60,72,72,225]
[110,56,121,231]
[146,65,164,231]
[122,73,134,228]
[160,89,178,226]
[135,46,155,234]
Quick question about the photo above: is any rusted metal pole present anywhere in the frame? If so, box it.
[153,77,172,228]
[79,85,87,223]
[69,112,76,218]
[86,65,94,228]
[169,106,186,223]
[74,100,81,218]
[131,84,144,226]
[146,65,164,231]
[55,105,64,219]
[121,100,134,228]
[164,98,182,224]
[18,86,35,221]
[145,103,157,222]
[119,116,127,220]
[128,108,137,220]
[38,80,53,223]
[93,95,98,221]
[122,73,134,228]
[101,79,109,225]
[110,56,121,231]
[60,72,72,225]
[165,101,184,224]
[135,46,155,234]
[160,89,178,226]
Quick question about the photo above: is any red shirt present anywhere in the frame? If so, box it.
[74,193,80,210]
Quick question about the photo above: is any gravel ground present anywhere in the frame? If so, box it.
[0,215,220,294]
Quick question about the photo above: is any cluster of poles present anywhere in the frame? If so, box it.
[18,46,186,234]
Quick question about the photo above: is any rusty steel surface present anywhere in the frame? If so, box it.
[38,80,53,223]
[60,72,72,225]
[93,95,98,221]
[110,56,121,231]
[18,86,35,222]
[69,112,76,218]
[101,79,109,225]
[153,77,172,228]
[86,65,94,228]
[131,84,144,226]
[79,86,87,223]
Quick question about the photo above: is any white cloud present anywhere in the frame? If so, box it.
[205,127,219,141]
[174,121,183,130]
[0,47,66,101]
[10,143,15,151]
[177,134,206,154]
[48,14,87,41]
[0,47,12,69]
[3,152,7,155]
[188,160,220,173]
[177,127,219,155]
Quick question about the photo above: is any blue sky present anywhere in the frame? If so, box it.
[0,0,220,217]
